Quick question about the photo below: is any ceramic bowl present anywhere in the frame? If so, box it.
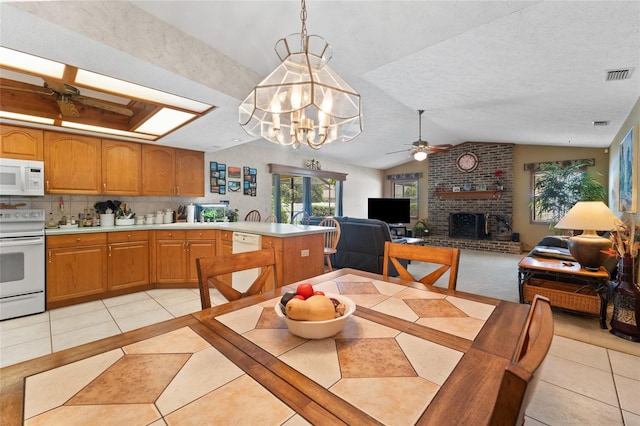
[115,218,135,226]
[274,293,356,339]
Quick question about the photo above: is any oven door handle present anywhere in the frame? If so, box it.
[0,237,45,247]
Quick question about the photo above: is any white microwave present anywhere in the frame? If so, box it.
[0,158,45,196]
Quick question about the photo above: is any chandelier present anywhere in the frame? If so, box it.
[239,0,362,150]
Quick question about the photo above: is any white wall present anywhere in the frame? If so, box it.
[203,141,384,220]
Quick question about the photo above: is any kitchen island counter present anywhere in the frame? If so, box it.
[45,222,330,237]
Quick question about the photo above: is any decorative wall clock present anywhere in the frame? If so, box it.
[456,152,478,172]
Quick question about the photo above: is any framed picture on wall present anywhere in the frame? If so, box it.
[619,125,638,212]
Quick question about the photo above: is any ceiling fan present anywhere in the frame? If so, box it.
[0,77,133,118]
[386,109,452,161]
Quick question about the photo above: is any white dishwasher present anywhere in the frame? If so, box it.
[232,232,262,292]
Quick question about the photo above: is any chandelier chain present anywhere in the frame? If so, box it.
[300,0,308,50]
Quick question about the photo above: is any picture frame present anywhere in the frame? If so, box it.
[452,186,461,192]
[619,125,638,212]
[480,184,488,191]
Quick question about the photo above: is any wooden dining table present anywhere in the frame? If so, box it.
[1,268,531,426]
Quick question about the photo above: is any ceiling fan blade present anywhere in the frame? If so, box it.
[426,144,453,152]
[74,96,134,116]
[385,148,411,155]
[56,98,80,117]
[0,85,53,96]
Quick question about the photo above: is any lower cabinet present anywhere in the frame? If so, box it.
[155,230,215,285]
[46,233,108,307]
[107,231,149,291]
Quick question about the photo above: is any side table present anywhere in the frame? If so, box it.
[518,256,610,329]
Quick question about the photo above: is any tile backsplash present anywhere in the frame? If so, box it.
[1,195,206,222]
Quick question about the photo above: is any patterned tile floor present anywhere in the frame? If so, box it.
[2,281,640,424]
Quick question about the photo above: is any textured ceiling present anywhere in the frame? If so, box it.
[1,1,639,170]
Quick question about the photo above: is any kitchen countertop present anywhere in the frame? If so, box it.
[45,221,331,237]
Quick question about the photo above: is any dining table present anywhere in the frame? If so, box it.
[1,268,531,426]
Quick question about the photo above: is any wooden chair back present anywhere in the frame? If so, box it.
[291,211,310,225]
[196,247,277,309]
[489,295,554,426]
[318,217,341,271]
[382,241,460,290]
[264,215,278,223]
[244,209,261,221]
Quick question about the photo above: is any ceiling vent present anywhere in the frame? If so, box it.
[605,68,632,81]
[592,121,610,126]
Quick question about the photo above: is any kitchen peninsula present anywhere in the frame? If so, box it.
[45,222,329,309]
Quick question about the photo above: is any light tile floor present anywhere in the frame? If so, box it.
[1,288,639,425]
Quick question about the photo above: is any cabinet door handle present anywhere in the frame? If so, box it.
[185,241,189,252]
[48,250,52,263]
[76,237,81,242]
[103,182,107,193]
[108,245,112,257]
[46,180,50,192]
[176,186,180,196]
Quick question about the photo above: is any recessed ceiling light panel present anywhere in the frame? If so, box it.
[0,47,65,79]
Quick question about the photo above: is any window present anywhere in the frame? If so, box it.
[530,160,605,224]
[393,179,418,218]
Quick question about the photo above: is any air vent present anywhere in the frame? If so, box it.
[605,68,632,81]
[592,121,610,126]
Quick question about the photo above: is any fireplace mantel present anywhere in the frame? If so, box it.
[436,190,502,199]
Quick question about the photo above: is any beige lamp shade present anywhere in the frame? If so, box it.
[555,201,619,271]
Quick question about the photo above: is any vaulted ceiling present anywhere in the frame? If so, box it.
[1,1,639,170]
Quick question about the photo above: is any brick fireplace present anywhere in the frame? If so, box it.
[426,142,522,254]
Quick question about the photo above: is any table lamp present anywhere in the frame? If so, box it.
[554,201,619,271]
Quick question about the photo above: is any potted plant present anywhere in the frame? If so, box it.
[532,161,606,229]
[412,218,429,237]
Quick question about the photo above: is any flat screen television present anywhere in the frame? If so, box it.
[367,198,411,224]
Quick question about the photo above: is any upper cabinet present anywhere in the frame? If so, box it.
[102,140,142,195]
[0,125,44,160]
[142,146,204,197]
[176,148,204,197]
[142,145,175,196]
[44,132,102,194]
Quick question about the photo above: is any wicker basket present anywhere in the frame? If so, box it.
[523,278,600,315]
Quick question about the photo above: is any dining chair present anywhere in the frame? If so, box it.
[318,217,341,271]
[291,211,311,225]
[196,247,277,308]
[382,241,460,290]
[489,294,554,426]
[244,209,261,221]
[264,215,278,223]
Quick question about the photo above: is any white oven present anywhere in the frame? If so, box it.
[0,209,45,320]
[0,158,45,197]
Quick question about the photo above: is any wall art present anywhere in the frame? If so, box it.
[210,162,226,195]
[244,166,257,196]
[619,125,639,212]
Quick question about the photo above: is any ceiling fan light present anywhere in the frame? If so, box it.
[413,150,428,161]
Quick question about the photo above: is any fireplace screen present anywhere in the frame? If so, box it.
[449,213,490,239]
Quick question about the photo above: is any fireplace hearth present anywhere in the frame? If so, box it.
[449,213,490,239]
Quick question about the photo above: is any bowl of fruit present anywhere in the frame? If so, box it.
[275,283,356,339]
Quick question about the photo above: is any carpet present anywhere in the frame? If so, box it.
[407,249,640,356]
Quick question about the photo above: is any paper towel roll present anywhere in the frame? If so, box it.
[187,204,195,223]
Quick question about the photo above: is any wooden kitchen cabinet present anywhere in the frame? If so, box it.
[263,234,324,288]
[142,145,204,196]
[186,230,216,283]
[46,233,108,308]
[102,140,142,195]
[154,229,215,285]
[175,148,204,197]
[0,125,44,160]
[107,231,149,291]
[155,230,187,284]
[44,131,102,194]
[142,145,175,196]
